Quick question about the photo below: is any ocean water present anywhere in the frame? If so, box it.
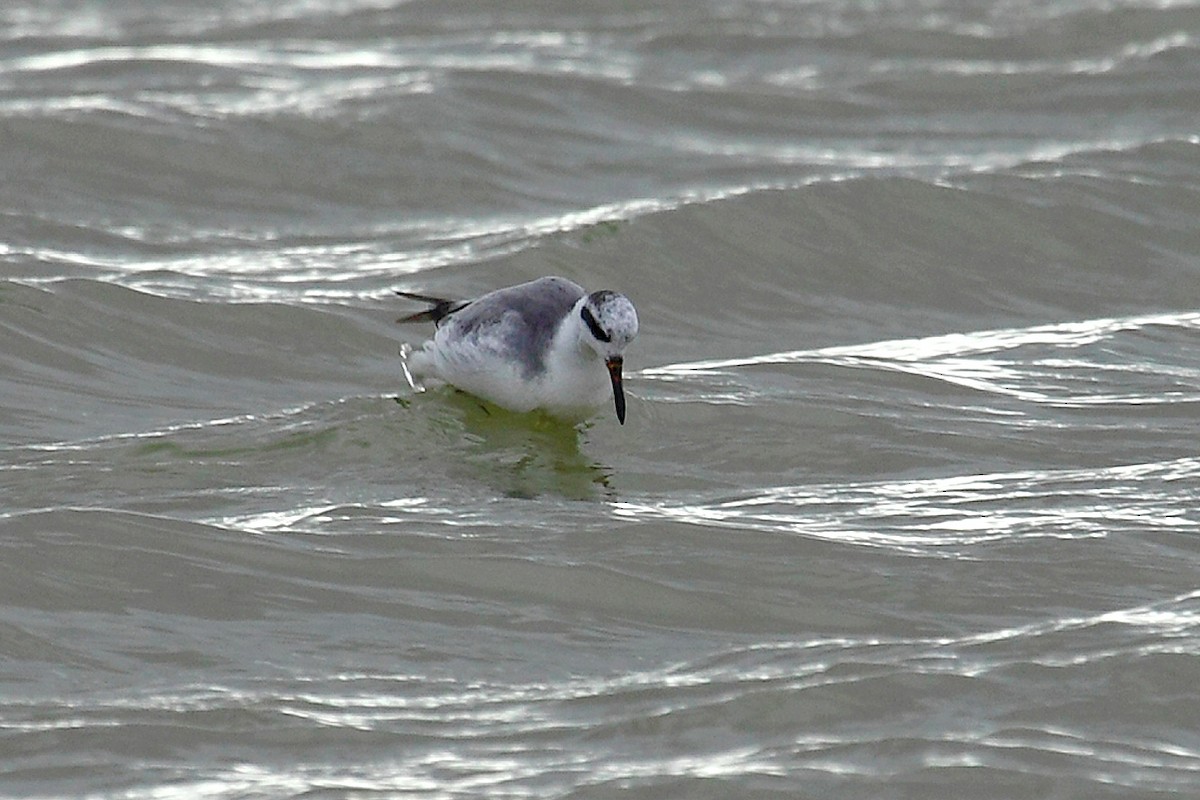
[3,0,1200,797]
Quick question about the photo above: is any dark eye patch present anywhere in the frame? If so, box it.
[581,305,611,342]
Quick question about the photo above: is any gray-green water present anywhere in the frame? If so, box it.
[3,1,1200,797]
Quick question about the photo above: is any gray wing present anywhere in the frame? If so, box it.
[440,276,585,377]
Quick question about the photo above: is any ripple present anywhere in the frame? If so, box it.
[613,456,1200,554]
[643,309,1200,408]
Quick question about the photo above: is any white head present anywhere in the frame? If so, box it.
[578,290,638,424]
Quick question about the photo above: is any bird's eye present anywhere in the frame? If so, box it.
[581,306,611,343]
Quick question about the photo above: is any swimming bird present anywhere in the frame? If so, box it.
[397,276,639,424]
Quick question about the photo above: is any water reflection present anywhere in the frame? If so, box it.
[417,389,614,501]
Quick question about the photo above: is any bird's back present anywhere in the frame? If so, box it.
[436,276,585,379]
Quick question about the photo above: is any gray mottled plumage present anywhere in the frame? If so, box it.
[432,277,583,379]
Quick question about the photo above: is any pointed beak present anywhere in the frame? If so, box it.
[606,356,626,424]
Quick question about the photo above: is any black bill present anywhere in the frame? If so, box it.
[606,356,626,424]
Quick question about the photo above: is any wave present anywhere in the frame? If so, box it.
[5,504,1197,796]
[613,455,1200,555]
[643,308,1200,408]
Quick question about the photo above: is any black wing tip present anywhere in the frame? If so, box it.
[394,290,444,303]
[394,290,467,324]
[396,309,439,323]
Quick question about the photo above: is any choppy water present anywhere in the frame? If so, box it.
[4,1,1200,797]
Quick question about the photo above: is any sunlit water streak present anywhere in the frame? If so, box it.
[613,456,1200,555]
[5,585,1198,795]
[642,309,1200,408]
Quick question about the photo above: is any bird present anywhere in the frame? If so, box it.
[396,276,639,424]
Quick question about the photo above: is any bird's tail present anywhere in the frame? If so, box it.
[395,290,468,324]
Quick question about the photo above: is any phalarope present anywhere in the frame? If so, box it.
[398,276,639,424]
